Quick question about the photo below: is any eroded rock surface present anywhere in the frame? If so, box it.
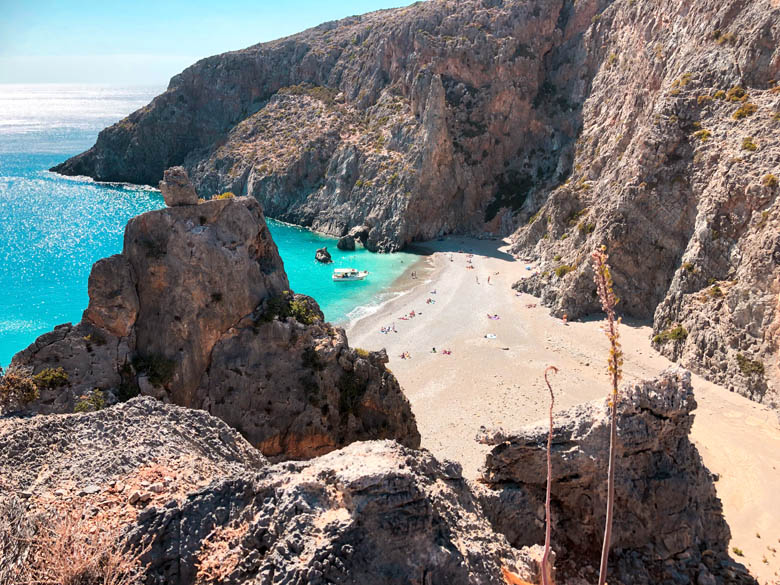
[478,368,754,585]
[10,193,419,458]
[159,166,199,206]
[0,403,537,585]
[314,246,332,263]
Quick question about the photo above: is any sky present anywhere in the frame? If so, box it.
[0,0,417,85]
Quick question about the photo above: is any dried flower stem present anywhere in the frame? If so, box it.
[542,366,559,585]
[592,246,623,585]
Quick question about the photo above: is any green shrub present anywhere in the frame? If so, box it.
[215,191,235,200]
[733,547,744,557]
[260,291,322,326]
[527,210,544,225]
[653,325,688,344]
[0,365,39,410]
[683,262,695,273]
[74,389,106,413]
[693,129,712,142]
[726,86,747,102]
[553,254,562,261]
[355,348,370,358]
[709,285,723,298]
[716,32,737,45]
[579,221,596,235]
[736,353,764,377]
[278,84,339,106]
[742,137,758,151]
[697,95,713,105]
[761,174,778,188]
[732,102,757,120]
[337,371,366,415]
[33,367,69,389]
[132,354,176,387]
[555,265,575,278]
[713,90,726,100]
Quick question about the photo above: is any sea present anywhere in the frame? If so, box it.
[0,84,417,368]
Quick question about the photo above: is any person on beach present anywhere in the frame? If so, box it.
[432,347,437,353]
[476,275,479,284]
[487,275,491,285]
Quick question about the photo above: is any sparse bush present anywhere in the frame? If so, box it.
[709,285,724,298]
[132,354,176,387]
[683,262,695,273]
[0,365,39,410]
[33,366,69,389]
[733,547,744,556]
[716,32,737,45]
[693,129,712,142]
[726,86,747,102]
[579,221,596,235]
[215,191,235,200]
[278,83,339,106]
[697,95,713,105]
[736,353,764,377]
[554,265,575,278]
[713,90,726,100]
[355,348,370,359]
[761,174,778,188]
[553,254,562,261]
[260,291,321,326]
[653,325,688,344]
[74,389,106,413]
[732,102,757,120]
[742,136,758,151]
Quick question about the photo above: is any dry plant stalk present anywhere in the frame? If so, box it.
[17,504,146,585]
[591,246,623,585]
[541,366,558,585]
[195,522,249,584]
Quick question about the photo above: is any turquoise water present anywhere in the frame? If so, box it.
[0,84,415,368]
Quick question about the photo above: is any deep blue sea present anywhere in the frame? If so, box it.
[0,84,415,368]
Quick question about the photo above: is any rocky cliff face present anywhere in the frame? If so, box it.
[478,368,753,585]
[506,0,780,405]
[9,178,419,458]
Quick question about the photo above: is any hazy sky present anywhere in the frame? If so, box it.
[0,0,417,85]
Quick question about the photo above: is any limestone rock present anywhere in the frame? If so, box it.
[337,235,355,251]
[10,196,420,458]
[159,166,198,206]
[478,368,754,585]
[314,246,332,263]
[130,440,537,585]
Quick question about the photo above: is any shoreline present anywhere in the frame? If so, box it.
[346,236,780,584]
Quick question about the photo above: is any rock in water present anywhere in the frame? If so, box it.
[315,246,332,263]
[9,178,420,459]
[337,235,355,251]
[478,367,755,585]
[159,166,198,206]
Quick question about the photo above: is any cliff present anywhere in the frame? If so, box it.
[8,169,419,458]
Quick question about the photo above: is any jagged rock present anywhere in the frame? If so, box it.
[159,166,198,206]
[9,196,420,459]
[347,224,370,245]
[0,397,265,494]
[314,246,332,263]
[478,368,755,585]
[337,234,355,251]
[130,440,537,585]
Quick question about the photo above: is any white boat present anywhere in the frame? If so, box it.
[332,268,369,281]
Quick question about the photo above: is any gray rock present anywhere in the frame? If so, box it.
[314,246,332,263]
[159,166,198,206]
[130,440,538,585]
[478,367,755,585]
[337,235,355,251]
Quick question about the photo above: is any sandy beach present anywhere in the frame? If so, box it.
[346,237,780,585]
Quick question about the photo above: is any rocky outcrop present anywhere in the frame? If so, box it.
[478,368,754,585]
[314,246,332,263]
[132,441,538,585]
[0,402,537,585]
[9,192,420,458]
[159,166,199,206]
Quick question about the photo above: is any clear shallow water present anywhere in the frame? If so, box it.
[0,84,416,368]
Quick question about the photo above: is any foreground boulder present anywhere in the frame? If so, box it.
[0,402,537,585]
[478,368,754,585]
[10,190,419,458]
[159,166,199,206]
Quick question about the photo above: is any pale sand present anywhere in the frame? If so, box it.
[346,237,780,584]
